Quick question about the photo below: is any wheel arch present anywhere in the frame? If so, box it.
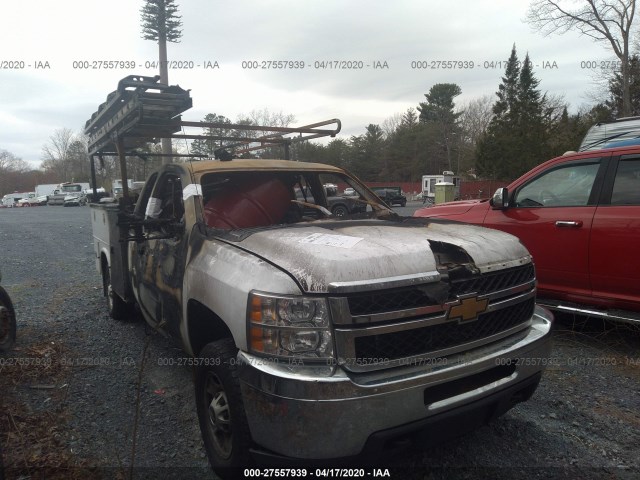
[186,299,234,356]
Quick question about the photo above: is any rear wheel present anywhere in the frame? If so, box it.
[102,263,127,320]
[195,339,253,477]
[0,287,16,352]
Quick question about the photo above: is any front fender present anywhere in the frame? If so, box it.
[182,240,300,354]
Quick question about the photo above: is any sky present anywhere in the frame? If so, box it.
[0,0,617,169]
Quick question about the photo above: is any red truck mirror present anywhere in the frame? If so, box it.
[490,187,509,209]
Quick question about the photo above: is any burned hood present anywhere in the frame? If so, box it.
[234,220,532,293]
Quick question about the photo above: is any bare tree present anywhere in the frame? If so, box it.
[458,95,494,148]
[0,149,28,172]
[526,0,636,116]
[236,109,297,155]
[0,149,29,196]
[381,112,403,138]
[41,128,75,180]
[247,108,296,138]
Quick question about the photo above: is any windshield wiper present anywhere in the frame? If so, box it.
[581,131,637,151]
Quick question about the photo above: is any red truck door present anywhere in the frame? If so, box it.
[590,154,640,309]
[483,157,608,300]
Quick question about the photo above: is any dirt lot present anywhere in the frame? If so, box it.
[0,206,639,480]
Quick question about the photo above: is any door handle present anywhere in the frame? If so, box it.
[555,220,583,228]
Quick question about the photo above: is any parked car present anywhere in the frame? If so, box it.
[16,193,42,207]
[63,193,87,207]
[0,267,16,352]
[580,116,640,151]
[372,186,407,207]
[296,184,366,217]
[414,145,640,323]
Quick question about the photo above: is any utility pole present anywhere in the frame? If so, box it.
[140,0,183,164]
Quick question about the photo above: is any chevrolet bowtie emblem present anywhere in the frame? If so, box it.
[447,295,489,323]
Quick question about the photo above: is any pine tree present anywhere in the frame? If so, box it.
[417,83,463,172]
[493,45,520,120]
[140,0,183,42]
[191,113,232,157]
[606,55,640,117]
[516,53,549,172]
[476,46,551,180]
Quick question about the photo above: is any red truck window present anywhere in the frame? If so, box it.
[514,162,600,208]
[611,158,640,205]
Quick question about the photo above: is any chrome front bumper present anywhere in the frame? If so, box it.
[238,305,553,459]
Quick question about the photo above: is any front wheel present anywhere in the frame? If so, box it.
[195,339,253,477]
[331,204,349,217]
[0,287,16,353]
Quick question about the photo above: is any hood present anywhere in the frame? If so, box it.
[236,220,531,293]
[414,199,489,218]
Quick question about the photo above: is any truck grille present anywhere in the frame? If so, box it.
[450,263,535,297]
[334,263,536,372]
[354,298,535,362]
[347,263,534,316]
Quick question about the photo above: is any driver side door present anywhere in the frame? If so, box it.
[130,170,187,336]
[483,157,608,299]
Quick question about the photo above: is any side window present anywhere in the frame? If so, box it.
[611,158,640,205]
[514,162,601,207]
[202,172,296,229]
[146,173,184,220]
[134,172,158,216]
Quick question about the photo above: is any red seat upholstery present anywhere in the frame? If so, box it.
[204,177,292,229]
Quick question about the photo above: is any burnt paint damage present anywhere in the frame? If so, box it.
[228,219,531,294]
[129,172,197,337]
[131,234,189,338]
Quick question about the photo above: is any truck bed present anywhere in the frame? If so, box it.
[90,202,133,303]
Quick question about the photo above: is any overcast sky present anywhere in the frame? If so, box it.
[0,0,616,168]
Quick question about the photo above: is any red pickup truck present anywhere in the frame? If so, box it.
[414,144,640,323]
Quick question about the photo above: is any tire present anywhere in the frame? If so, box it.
[0,437,4,480]
[331,204,349,217]
[102,263,127,320]
[0,287,16,353]
[195,339,253,477]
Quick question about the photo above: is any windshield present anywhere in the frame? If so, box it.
[61,185,82,192]
[200,170,392,231]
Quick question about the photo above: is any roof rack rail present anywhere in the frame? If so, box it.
[85,75,341,198]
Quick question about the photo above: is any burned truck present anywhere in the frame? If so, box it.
[87,76,553,476]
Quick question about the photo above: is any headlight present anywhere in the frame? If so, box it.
[248,292,334,361]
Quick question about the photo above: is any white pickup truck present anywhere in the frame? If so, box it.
[47,182,88,206]
[90,159,553,475]
[87,75,553,477]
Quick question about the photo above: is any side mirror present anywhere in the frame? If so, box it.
[490,187,509,209]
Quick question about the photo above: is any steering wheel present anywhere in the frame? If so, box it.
[540,190,559,205]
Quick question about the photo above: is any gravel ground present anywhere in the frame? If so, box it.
[0,205,639,480]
